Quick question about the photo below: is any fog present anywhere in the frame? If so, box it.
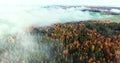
[0,6,113,38]
[0,6,114,63]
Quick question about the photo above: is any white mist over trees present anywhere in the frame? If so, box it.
[0,6,119,63]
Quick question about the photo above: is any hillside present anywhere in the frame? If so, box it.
[31,20,120,63]
[1,20,120,63]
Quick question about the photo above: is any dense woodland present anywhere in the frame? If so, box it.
[30,20,120,63]
[6,21,116,63]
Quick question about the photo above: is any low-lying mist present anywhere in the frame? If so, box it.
[0,32,66,63]
[0,6,113,38]
[0,6,116,63]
